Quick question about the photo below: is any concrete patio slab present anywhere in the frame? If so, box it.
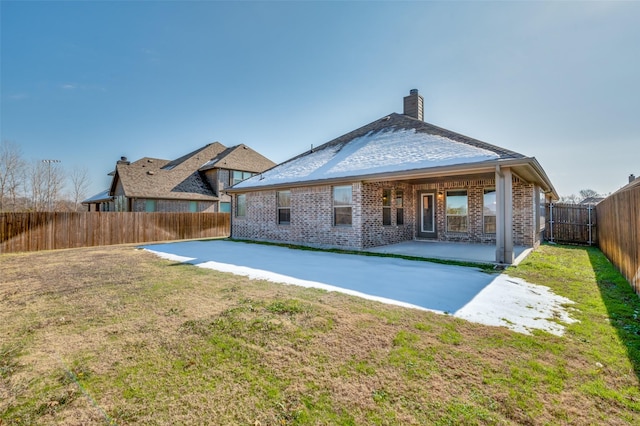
[363,240,532,265]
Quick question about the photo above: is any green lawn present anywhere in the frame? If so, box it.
[1,243,639,425]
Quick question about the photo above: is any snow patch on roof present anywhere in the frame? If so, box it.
[82,189,111,203]
[235,128,500,188]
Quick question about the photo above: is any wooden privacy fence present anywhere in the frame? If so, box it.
[545,203,597,245]
[596,184,640,295]
[0,212,230,254]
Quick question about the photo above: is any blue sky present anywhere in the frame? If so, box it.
[2,1,639,198]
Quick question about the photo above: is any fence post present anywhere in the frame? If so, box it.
[588,205,592,246]
[549,203,555,243]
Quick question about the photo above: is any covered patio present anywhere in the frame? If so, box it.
[363,240,532,265]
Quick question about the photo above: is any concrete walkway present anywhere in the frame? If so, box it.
[363,240,531,265]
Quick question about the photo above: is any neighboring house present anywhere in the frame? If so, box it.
[579,196,605,206]
[83,143,275,213]
[229,90,558,264]
[82,189,113,212]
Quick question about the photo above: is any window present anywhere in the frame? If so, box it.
[333,185,352,226]
[145,199,156,212]
[382,189,391,226]
[114,195,127,212]
[189,201,198,213]
[277,191,291,225]
[396,190,404,225]
[236,194,246,217]
[483,189,496,233]
[231,170,255,186]
[219,202,231,213]
[446,190,468,232]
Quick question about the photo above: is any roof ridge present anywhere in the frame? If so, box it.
[162,142,227,170]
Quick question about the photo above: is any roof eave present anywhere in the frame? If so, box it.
[228,158,557,194]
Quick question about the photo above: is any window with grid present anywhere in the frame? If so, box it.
[333,186,352,226]
[231,171,255,186]
[396,190,404,225]
[483,189,496,233]
[382,189,391,225]
[277,191,291,225]
[446,190,468,233]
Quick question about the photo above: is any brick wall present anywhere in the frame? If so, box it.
[232,184,363,249]
[414,176,496,244]
[512,180,536,246]
[233,175,541,249]
[361,182,414,248]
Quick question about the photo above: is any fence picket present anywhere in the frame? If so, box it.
[0,212,230,254]
[545,203,597,245]
[596,185,640,295]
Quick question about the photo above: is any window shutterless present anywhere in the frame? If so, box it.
[446,190,468,233]
[333,186,352,226]
[277,191,291,225]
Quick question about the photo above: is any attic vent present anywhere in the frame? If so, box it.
[147,171,155,175]
[147,159,153,163]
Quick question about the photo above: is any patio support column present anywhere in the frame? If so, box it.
[495,165,514,264]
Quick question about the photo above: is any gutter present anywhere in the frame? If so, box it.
[227,157,557,197]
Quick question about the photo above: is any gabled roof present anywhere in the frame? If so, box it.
[108,142,276,201]
[232,112,556,197]
[199,144,276,173]
[109,143,227,201]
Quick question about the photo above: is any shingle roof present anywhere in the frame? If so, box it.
[199,144,276,173]
[110,142,276,201]
[234,113,528,190]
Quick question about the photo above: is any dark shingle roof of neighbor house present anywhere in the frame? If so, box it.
[199,144,277,173]
[110,142,275,201]
[232,112,556,197]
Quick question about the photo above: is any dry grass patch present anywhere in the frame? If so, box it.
[1,243,639,425]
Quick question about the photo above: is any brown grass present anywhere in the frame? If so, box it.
[1,244,639,425]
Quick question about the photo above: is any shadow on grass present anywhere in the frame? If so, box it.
[587,246,640,381]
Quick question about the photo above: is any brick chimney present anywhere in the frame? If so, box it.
[403,89,424,121]
[630,174,636,184]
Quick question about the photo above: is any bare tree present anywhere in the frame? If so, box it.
[69,166,90,211]
[28,160,47,211]
[28,160,66,211]
[578,189,599,201]
[559,194,579,204]
[0,140,26,212]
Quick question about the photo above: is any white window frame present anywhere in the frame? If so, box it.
[236,194,246,217]
[446,190,468,233]
[333,185,352,226]
[483,188,496,234]
[277,190,291,225]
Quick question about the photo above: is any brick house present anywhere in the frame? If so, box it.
[228,90,558,264]
[84,142,275,213]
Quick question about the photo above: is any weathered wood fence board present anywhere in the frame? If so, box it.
[596,185,640,295]
[0,212,230,254]
[545,203,597,245]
